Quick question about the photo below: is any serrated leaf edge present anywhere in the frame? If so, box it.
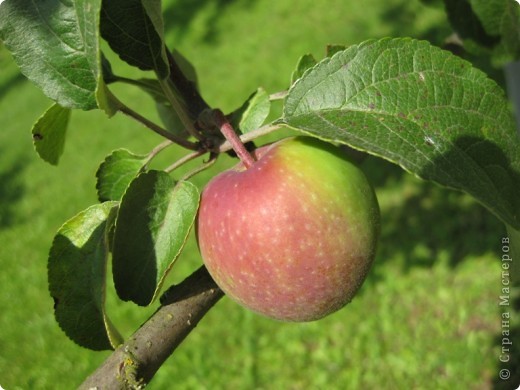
[48,201,122,350]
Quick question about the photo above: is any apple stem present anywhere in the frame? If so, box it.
[213,109,256,169]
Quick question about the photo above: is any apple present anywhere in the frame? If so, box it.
[196,136,380,321]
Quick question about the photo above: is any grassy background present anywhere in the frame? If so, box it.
[0,0,518,389]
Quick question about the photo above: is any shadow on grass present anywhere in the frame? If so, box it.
[163,0,254,43]
[0,72,25,97]
[0,153,27,229]
[362,142,517,388]
[363,154,504,274]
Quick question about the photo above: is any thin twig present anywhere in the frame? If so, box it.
[118,105,199,150]
[144,140,174,166]
[180,154,218,181]
[164,149,206,173]
[162,122,283,175]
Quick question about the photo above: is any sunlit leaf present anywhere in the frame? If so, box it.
[230,88,271,134]
[96,149,148,202]
[290,53,317,85]
[284,38,520,229]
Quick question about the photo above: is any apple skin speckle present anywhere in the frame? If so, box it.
[197,136,380,322]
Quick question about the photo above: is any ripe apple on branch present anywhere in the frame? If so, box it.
[2,1,519,388]
[197,112,380,321]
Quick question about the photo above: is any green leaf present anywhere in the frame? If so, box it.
[443,0,500,49]
[470,0,520,65]
[0,0,116,112]
[155,102,190,138]
[284,38,520,229]
[127,78,168,103]
[100,0,169,78]
[291,54,318,85]
[31,104,71,166]
[48,202,123,351]
[112,172,200,306]
[326,44,347,57]
[122,77,190,137]
[444,0,520,65]
[470,0,507,36]
[172,49,198,86]
[230,88,271,134]
[96,149,148,202]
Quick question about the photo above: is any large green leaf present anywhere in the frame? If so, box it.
[48,202,122,351]
[0,0,116,113]
[31,104,71,166]
[100,0,169,78]
[96,149,148,202]
[284,38,520,229]
[112,172,200,306]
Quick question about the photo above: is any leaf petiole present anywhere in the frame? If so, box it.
[269,91,288,101]
[164,149,206,173]
[144,140,174,167]
[117,103,199,150]
[180,154,218,181]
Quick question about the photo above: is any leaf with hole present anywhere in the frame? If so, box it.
[31,104,71,166]
[48,202,122,351]
[284,38,520,229]
[112,172,200,306]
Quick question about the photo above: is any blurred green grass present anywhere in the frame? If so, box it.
[0,0,517,389]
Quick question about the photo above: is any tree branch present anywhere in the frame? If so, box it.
[79,266,223,389]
